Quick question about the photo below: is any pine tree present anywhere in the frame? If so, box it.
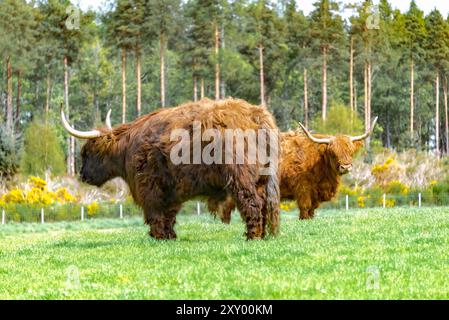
[104,0,135,123]
[284,0,311,125]
[403,0,426,136]
[350,0,380,139]
[145,0,182,107]
[245,0,285,107]
[38,0,94,175]
[425,9,449,155]
[0,0,37,132]
[310,0,344,121]
[185,0,215,100]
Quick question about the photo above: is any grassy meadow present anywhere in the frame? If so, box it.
[0,208,448,299]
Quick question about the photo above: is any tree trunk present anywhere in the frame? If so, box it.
[386,106,391,148]
[121,48,127,123]
[200,78,205,99]
[444,77,448,155]
[303,68,308,127]
[436,73,440,155]
[193,76,198,102]
[6,56,13,133]
[364,61,368,133]
[259,44,265,106]
[16,70,21,125]
[160,31,166,107]
[368,61,372,126]
[64,56,69,115]
[215,24,220,101]
[45,72,50,116]
[71,136,75,175]
[220,25,226,99]
[322,46,328,121]
[354,80,357,115]
[349,37,354,125]
[410,59,414,136]
[136,40,142,117]
[64,56,75,176]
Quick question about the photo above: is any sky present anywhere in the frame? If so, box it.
[76,0,449,17]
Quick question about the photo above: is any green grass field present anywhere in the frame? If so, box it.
[0,207,448,299]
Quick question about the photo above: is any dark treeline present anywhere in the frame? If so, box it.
[1,0,449,175]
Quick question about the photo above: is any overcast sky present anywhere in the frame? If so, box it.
[75,0,449,17]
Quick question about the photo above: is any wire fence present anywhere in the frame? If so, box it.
[1,193,449,225]
[320,192,449,210]
[0,201,209,225]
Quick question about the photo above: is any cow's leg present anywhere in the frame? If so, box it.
[227,177,263,240]
[144,204,179,240]
[307,202,320,219]
[146,210,166,240]
[163,204,180,239]
[207,197,220,220]
[220,196,235,224]
[297,196,313,220]
[299,208,311,220]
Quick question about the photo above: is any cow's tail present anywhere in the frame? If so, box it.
[264,125,280,236]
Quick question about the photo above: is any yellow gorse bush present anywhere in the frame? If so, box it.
[29,176,47,190]
[2,189,26,203]
[280,201,296,212]
[385,180,409,195]
[87,202,99,215]
[371,156,406,188]
[338,184,362,197]
[357,196,367,208]
[0,176,77,208]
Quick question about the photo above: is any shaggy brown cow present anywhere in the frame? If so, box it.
[210,118,377,222]
[61,98,280,240]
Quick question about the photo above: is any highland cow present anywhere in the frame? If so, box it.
[210,118,377,222]
[61,98,280,240]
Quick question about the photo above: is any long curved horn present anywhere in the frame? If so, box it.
[297,122,332,144]
[351,116,378,142]
[105,109,112,130]
[61,107,102,139]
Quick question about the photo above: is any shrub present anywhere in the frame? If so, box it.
[371,156,405,187]
[310,103,364,135]
[0,124,22,179]
[0,176,77,208]
[87,201,99,216]
[21,120,65,176]
[280,201,296,212]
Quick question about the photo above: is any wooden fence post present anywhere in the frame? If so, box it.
[197,202,201,215]
[383,194,386,208]
[1,209,5,225]
[81,206,84,221]
[120,204,123,219]
[41,208,45,224]
[345,195,349,211]
[418,193,422,208]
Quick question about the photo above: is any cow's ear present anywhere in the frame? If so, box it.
[353,141,364,152]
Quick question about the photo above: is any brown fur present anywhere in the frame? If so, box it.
[213,131,363,222]
[78,98,280,240]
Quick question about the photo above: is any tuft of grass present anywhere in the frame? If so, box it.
[0,208,449,299]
